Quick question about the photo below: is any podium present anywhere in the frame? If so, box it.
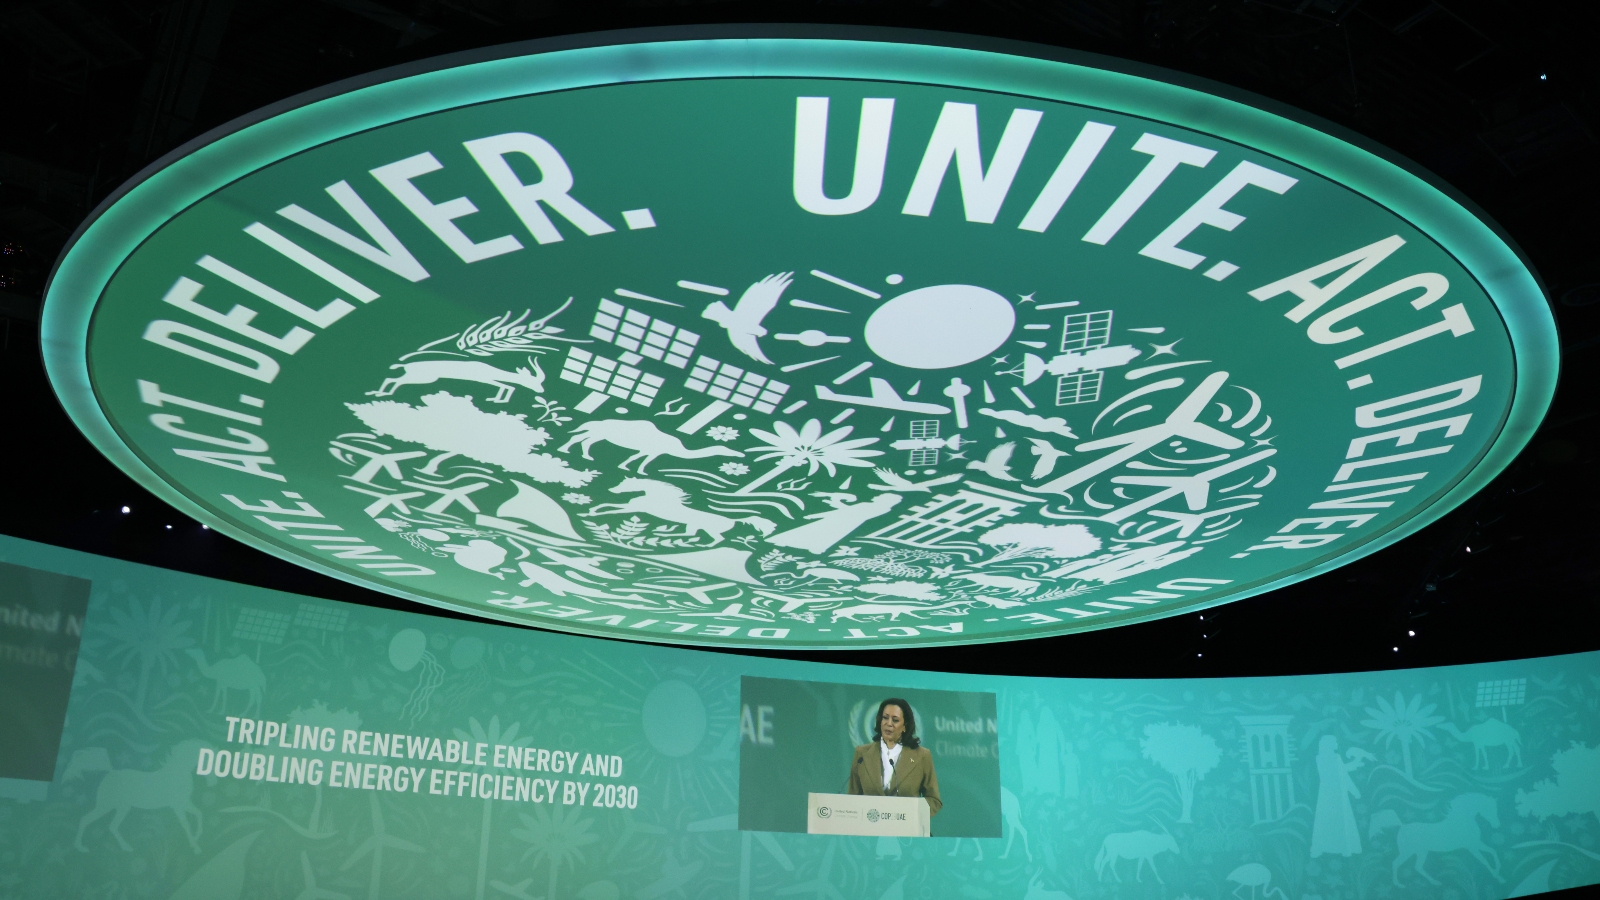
[806,792,930,837]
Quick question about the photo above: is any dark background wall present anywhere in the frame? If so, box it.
[1,0,1595,678]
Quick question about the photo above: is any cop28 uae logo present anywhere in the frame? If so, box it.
[44,36,1555,648]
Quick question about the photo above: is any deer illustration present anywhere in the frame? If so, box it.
[583,478,774,545]
[188,648,265,717]
[1441,718,1523,769]
[558,419,743,474]
[68,740,206,852]
[368,356,545,403]
[1095,824,1179,883]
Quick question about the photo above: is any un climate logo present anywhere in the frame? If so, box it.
[817,806,831,818]
[867,809,880,823]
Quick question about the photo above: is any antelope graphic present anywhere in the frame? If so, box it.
[368,356,545,403]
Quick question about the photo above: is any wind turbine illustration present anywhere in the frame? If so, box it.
[296,851,350,900]
[341,794,424,900]
[688,813,795,899]
[1026,371,1244,496]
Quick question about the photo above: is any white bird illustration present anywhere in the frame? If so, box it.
[702,272,792,364]
[1026,437,1069,479]
[867,468,962,492]
[966,442,1018,481]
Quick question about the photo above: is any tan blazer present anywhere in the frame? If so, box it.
[846,741,942,816]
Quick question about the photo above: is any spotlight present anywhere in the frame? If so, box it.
[1408,630,1415,636]
[120,506,130,514]
[165,525,172,530]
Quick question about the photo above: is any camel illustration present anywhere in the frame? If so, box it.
[368,357,545,403]
[583,478,774,545]
[1441,718,1523,769]
[1370,792,1502,885]
[188,643,265,714]
[67,740,206,852]
[558,419,743,474]
[188,649,266,717]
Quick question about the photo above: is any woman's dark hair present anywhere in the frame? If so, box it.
[872,698,920,749]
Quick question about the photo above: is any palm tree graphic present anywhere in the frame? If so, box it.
[456,716,529,900]
[513,804,598,900]
[1362,691,1446,778]
[105,595,194,715]
[735,419,882,494]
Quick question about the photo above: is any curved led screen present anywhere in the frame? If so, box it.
[2,533,1597,899]
[42,33,1556,648]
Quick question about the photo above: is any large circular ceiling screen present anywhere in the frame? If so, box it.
[43,34,1556,648]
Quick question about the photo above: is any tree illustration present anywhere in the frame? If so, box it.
[456,716,528,900]
[512,804,598,900]
[1141,722,1221,823]
[735,419,882,494]
[348,391,597,487]
[1361,691,1445,778]
[104,595,194,714]
[1517,742,1600,825]
[977,522,1102,566]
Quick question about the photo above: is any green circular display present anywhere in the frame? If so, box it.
[42,32,1556,649]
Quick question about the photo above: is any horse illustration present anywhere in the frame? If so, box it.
[582,478,773,545]
[1370,792,1501,885]
[68,740,206,852]
[558,419,743,474]
[368,357,545,402]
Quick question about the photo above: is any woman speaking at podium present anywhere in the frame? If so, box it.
[847,698,942,816]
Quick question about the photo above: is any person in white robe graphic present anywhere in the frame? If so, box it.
[1311,735,1363,857]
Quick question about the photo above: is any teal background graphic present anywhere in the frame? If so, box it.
[3,531,1600,898]
[737,676,1001,836]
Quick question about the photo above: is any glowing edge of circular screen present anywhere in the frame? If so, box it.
[40,29,1557,648]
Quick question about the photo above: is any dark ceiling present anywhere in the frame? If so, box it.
[1,0,1596,680]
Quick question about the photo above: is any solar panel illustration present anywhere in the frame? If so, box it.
[1055,309,1115,406]
[909,420,941,466]
[684,356,790,412]
[1475,678,1527,708]
[589,298,699,367]
[560,347,666,405]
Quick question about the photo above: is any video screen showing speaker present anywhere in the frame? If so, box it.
[0,561,90,786]
[738,676,1000,837]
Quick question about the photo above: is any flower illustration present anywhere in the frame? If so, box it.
[720,461,751,476]
[830,546,862,557]
[707,426,740,442]
[735,419,882,494]
[561,493,592,505]
[512,804,598,900]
